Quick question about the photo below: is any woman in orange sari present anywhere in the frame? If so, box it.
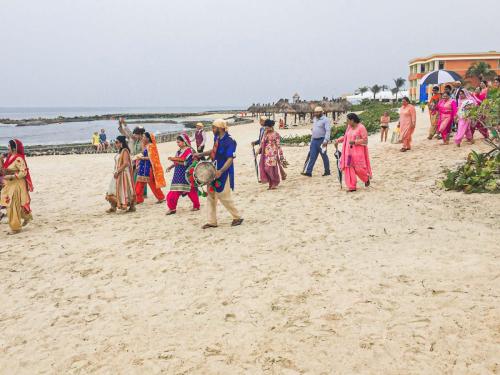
[0,139,34,234]
[135,132,166,204]
[397,97,416,152]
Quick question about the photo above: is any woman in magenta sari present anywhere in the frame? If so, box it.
[471,81,490,139]
[397,97,416,152]
[258,119,286,189]
[454,89,477,147]
[436,91,457,144]
[334,113,372,192]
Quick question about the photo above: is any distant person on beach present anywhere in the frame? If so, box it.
[0,139,34,234]
[257,119,286,190]
[165,133,200,215]
[105,136,136,213]
[302,106,331,177]
[99,129,109,151]
[436,91,457,145]
[118,118,148,197]
[397,97,416,152]
[334,113,372,192]
[427,86,441,140]
[195,119,243,229]
[194,122,207,161]
[92,131,100,151]
[380,111,390,142]
[135,132,166,204]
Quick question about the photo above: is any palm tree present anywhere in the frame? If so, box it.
[381,84,389,91]
[370,84,382,100]
[466,62,496,81]
[392,77,406,101]
[358,86,369,96]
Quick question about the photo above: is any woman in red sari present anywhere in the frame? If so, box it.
[436,91,457,145]
[0,139,34,234]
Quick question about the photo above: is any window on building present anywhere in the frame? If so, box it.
[420,64,425,73]
[438,61,444,70]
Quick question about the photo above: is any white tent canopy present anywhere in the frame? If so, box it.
[344,90,409,104]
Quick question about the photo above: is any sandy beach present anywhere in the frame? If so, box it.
[1,110,499,374]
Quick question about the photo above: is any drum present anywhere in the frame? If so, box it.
[186,161,216,187]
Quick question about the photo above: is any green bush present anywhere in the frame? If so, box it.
[281,102,399,144]
[439,151,500,193]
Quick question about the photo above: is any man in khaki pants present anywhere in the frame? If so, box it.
[195,119,243,229]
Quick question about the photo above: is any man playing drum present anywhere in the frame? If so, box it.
[195,119,243,229]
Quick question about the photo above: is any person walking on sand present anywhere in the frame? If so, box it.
[135,132,166,204]
[302,106,331,177]
[454,89,477,147]
[334,113,372,192]
[436,91,457,145]
[251,116,267,147]
[194,122,207,160]
[397,97,417,152]
[195,119,243,229]
[118,119,148,198]
[165,134,200,215]
[258,119,286,190]
[105,136,136,213]
[380,111,390,142]
[427,86,441,140]
[0,139,34,234]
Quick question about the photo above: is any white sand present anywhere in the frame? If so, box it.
[1,110,499,374]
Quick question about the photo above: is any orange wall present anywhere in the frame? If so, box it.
[444,59,500,76]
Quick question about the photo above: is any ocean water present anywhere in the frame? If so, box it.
[0,106,243,146]
[0,106,242,120]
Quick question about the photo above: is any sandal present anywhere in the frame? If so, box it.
[166,210,176,215]
[231,218,244,227]
[202,223,218,229]
[400,148,407,152]
[365,179,370,187]
[106,208,117,213]
[191,208,200,211]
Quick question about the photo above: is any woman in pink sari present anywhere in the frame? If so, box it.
[470,81,490,139]
[334,113,372,192]
[436,91,457,144]
[454,89,477,147]
[258,119,286,189]
[397,97,416,152]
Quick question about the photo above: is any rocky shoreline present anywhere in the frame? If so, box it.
[0,110,242,127]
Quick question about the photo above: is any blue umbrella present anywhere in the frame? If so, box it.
[420,70,462,86]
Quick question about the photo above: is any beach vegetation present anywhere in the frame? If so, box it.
[281,102,399,145]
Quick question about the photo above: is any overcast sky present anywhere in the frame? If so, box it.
[1,0,499,107]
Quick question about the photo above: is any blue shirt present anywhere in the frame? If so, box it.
[254,127,265,145]
[99,133,107,143]
[213,133,237,192]
[137,148,151,178]
[311,115,331,141]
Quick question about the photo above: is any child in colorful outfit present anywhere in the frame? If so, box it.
[166,134,200,215]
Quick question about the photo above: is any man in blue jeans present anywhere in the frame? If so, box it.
[302,106,331,177]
